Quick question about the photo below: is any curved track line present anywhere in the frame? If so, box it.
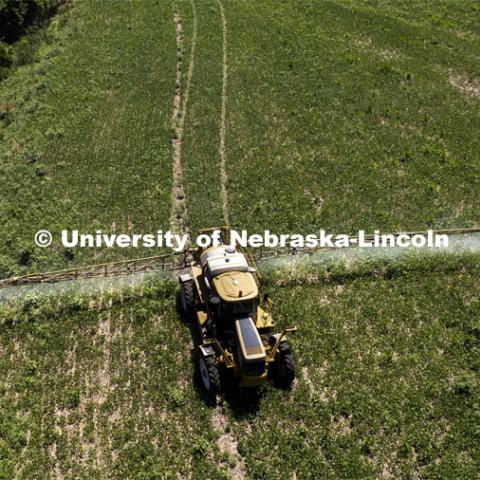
[170,1,198,238]
[218,0,230,227]
[180,0,198,134]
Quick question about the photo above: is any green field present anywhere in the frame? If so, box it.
[224,0,480,233]
[1,0,480,275]
[0,259,478,479]
[0,1,479,479]
[0,282,229,479]
[0,1,176,276]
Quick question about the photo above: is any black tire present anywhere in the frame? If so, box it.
[180,280,196,316]
[197,354,221,394]
[274,343,296,388]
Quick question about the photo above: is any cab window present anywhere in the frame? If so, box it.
[228,300,256,318]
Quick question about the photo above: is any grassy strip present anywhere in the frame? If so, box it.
[180,0,226,233]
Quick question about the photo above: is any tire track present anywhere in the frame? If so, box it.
[92,289,116,477]
[48,440,63,480]
[47,334,78,480]
[212,406,246,480]
[170,1,198,238]
[218,0,230,227]
[77,286,107,474]
[9,338,33,480]
[14,429,32,480]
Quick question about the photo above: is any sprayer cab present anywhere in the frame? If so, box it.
[179,229,296,394]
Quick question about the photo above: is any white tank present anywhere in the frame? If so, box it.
[200,246,249,278]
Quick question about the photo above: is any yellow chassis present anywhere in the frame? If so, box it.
[189,236,296,388]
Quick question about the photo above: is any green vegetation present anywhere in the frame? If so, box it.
[0,0,67,79]
[223,0,480,234]
[235,265,480,479]
[0,0,479,478]
[340,0,480,37]
[0,1,175,277]
[0,281,231,479]
[1,259,478,478]
[1,0,480,275]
